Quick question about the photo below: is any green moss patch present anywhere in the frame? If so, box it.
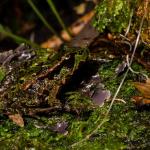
[0,59,150,149]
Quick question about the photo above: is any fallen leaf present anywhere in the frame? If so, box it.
[132,78,150,105]
[80,73,110,106]
[52,121,68,135]
[132,96,150,105]
[41,11,94,48]
[8,114,24,127]
[92,89,111,106]
[133,81,150,98]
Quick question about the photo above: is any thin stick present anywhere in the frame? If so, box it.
[125,9,133,36]
[126,55,148,79]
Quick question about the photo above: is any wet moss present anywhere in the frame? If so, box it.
[0,53,150,149]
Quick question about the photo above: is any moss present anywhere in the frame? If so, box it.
[0,67,6,82]
[93,0,136,33]
[0,56,150,149]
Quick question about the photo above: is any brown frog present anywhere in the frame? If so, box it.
[0,45,92,116]
[0,23,114,116]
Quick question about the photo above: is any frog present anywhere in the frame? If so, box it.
[0,23,116,116]
[0,44,95,116]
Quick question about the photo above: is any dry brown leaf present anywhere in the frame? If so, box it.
[132,78,150,105]
[9,114,24,127]
[41,10,94,48]
[133,82,150,98]
[132,96,150,105]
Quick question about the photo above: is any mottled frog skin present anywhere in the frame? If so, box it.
[0,45,91,115]
[0,38,114,115]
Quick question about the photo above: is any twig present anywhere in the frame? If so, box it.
[116,40,132,51]
[114,98,126,104]
[125,9,133,36]
[126,55,148,79]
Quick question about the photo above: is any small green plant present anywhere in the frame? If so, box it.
[73,48,89,71]
[0,25,39,47]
